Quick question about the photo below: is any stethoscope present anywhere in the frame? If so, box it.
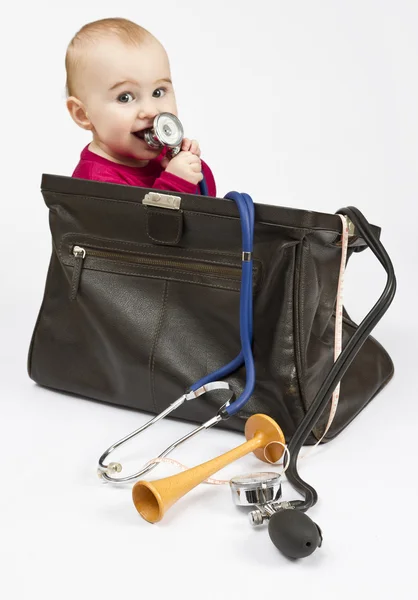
[141,112,208,196]
[97,112,397,559]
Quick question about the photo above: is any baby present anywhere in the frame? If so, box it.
[65,18,216,196]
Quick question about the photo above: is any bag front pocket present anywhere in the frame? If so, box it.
[60,233,262,301]
[28,232,263,416]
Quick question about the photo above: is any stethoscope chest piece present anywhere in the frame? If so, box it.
[229,472,282,507]
[144,113,184,156]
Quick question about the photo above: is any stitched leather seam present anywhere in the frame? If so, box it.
[65,264,243,293]
[63,254,249,284]
[60,249,246,291]
[149,280,169,412]
[45,192,346,236]
[58,235,261,292]
[59,232,256,269]
[69,259,247,285]
[293,239,308,425]
[145,208,183,245]
[27,253,55,378]
[69,259,82,301]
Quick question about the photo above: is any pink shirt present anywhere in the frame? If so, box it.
[72,144,217,197]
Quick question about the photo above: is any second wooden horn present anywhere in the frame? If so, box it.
[132,413,285,523]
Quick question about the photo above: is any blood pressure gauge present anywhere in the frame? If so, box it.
[229,472,282,507]
[229,471,322,558]
[143,113,184,158]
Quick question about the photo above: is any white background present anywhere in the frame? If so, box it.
[1,1,417,598]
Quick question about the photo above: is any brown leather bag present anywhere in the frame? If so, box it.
[28,174,394,444]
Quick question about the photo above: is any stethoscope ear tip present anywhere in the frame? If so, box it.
[97,461,122,480]
[268,509,322,559]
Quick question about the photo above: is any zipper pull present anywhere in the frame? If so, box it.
[70,245,86,301]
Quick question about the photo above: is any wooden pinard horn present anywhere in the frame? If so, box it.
[132,414,285,523]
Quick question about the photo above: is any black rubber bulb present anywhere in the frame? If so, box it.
[268,509,323,559]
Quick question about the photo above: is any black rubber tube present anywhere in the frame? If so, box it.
[285,206,397,511]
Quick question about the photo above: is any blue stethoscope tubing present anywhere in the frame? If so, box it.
[189,184,255,417]
[199,178,209,196]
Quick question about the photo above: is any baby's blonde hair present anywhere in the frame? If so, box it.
[65,17,156,98]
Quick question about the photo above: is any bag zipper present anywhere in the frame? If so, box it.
[70,244,258,300]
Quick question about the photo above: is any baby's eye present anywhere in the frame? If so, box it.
[153,88,166,98]
[117,92,134,103]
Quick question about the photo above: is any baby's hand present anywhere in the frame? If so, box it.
[163,151,203,185]
[181,138,201,157]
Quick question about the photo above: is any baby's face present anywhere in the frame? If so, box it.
[73,37,178,165]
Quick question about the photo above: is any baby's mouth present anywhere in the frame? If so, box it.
[132,127,162,151]
[133,129,146,140]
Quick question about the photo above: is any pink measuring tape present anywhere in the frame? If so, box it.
[303,214,349,453]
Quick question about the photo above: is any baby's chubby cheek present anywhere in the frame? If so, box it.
[101,126,131,145]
